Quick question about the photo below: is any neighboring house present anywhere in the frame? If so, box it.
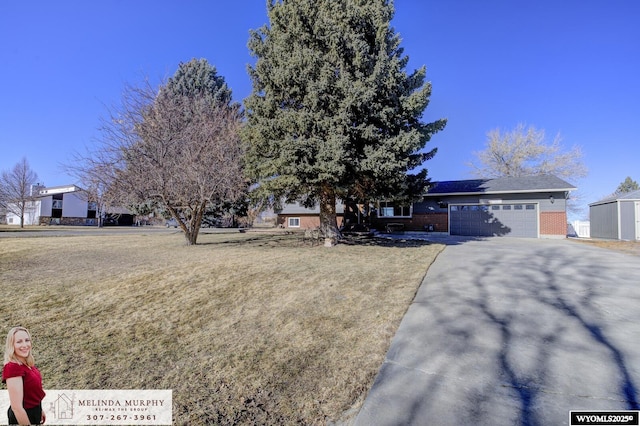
[5,184,133,226]
[37,185,96,225]
[4,184,43,225]
[277,175,576,238]
[589,189,640,241]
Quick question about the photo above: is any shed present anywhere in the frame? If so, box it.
[589,190,640,240]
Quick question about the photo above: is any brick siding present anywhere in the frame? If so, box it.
[540,211,567,236]
[279,215,343,229]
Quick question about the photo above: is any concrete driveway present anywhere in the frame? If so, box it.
[354,238,640,426]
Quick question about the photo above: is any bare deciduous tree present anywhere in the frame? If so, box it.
[469,124,588,214]
[93,79,245,245]
[0,158,39,227]
[469,124,587,180]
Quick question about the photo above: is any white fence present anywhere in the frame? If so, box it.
[571,220,591,238]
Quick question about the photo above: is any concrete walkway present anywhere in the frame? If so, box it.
[354,238,640,426]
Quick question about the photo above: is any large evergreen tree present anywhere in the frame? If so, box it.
[615,176,639,194]
[161,58,233,106]
[244,0,446,245]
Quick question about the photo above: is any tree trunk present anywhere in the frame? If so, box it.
[185,230,198,246]
[180,201,206,246]
[182,218,199,246]
[319,184,340,247]
[184,208,204,246]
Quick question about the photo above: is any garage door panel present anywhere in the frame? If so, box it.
[450,204,538,238]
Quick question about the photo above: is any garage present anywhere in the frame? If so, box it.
[449,203,539,238]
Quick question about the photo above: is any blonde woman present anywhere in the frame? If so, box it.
[2,327,46,425]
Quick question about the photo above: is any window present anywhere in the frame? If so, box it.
[503,205,512,210]
[378,201,411,218]
[526,204,536,210]
[491,205,500,210]
[87,202,97,219]
[52,200,63,209]
[514,204,523,210]
[288,217,300,228]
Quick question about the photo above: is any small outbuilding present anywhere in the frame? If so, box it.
[589,189,640,241]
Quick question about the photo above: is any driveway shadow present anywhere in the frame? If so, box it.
[355,240,640,425]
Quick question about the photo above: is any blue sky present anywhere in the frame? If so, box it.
[1,1,638,219]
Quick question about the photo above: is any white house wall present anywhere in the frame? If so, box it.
[5,200,41,225]
[6,211,19,225]
[62,192,89,218]
[24,201,40,225]
[40,197,52,216]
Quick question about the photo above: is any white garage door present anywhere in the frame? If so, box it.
[449,204,539,238]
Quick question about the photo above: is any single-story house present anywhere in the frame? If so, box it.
[277,202,345,229]
[277,175,576,238]
[588,189,640,240]
[5,184,133,226]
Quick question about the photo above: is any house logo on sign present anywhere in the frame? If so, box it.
[50,392,74,420]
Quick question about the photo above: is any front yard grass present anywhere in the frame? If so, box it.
[0,230,444,425]
[572,238,640,257]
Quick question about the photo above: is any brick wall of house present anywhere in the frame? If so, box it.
[39,216,95,226]
[540,211,567,236]
[278,215,343,229]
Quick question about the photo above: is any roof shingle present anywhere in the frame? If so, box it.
[426,175,576,195]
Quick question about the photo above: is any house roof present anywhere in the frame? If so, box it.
[37,184,84,196]
[589,189,640,206]
[279,201,345,215]
[425,175,577,196]
[278,176,576,214]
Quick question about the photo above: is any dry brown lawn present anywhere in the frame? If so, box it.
[571,238,640,257]
[0,229,444,425]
